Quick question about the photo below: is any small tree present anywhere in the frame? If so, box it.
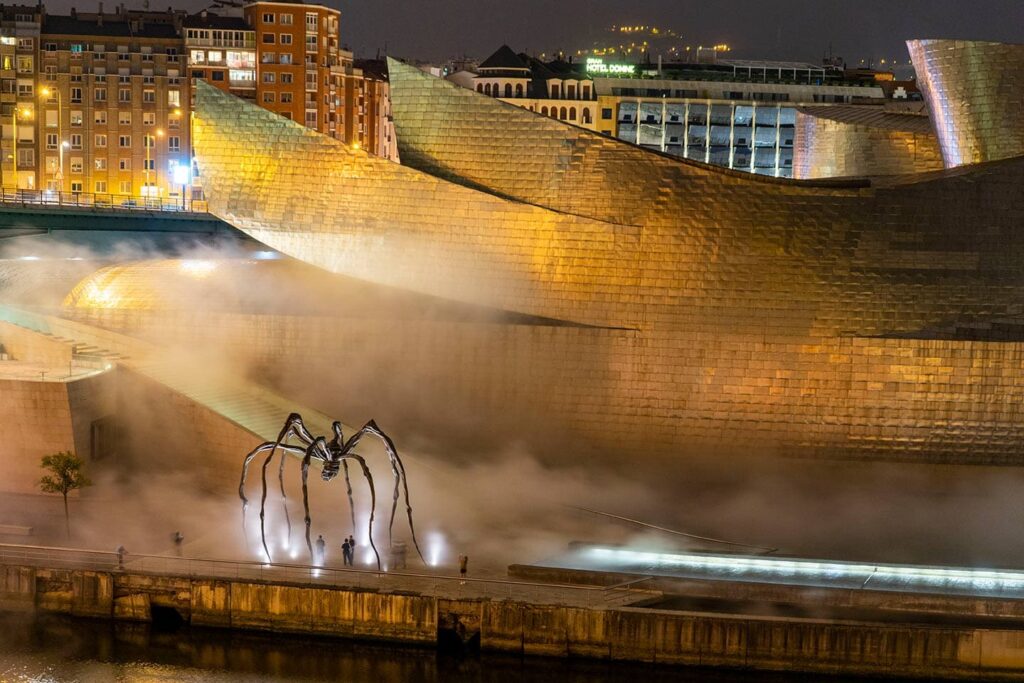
[40,451,91,538]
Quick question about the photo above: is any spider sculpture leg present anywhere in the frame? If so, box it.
[346,420,425,563]
[331,423,357,534]
[299,437,383,570]
[240,442,307,561]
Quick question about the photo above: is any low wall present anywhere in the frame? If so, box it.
[8,562,1024,680]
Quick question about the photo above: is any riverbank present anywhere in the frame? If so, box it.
[6,546,1024,681]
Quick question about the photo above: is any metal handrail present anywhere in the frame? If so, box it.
[0,541,651,607]
[0,189,208,214]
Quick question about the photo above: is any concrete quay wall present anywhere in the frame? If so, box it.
[6,563,1024,679]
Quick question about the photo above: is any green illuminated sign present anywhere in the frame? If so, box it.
[586,58,635,76]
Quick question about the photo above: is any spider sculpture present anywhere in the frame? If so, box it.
[239,413,423,568]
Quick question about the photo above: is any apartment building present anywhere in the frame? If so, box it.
[183,11,256,100]
[37,8,189,197]
[243,0,340,137]
[0,0,392,200]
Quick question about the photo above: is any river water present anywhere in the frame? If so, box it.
[0,612,898,682]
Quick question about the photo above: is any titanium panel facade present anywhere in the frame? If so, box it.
[908,39,1024,168]
[191,72,1024,464]
[792,107,943,178]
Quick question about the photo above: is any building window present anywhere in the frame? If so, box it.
[71,181,83,192]
[118,88,131,102]
[70,158,83,174]
[44,42,56,52]
[94,87,106,102]
[279,53,292,65]
[119,135,131,148]
[95,158,107,171]
[119,111,131,125]
[119,159,131,170]
[601,107,612,120]
[142,112,155,126]
[144,135,156,149]
[305,35,317,52]
[192,70,206,79]
[16,56,32,74]
[46,157,58,174]
[263,91,275,103]
[168,136,180,152]
[280,13,293,25]
[582,85,591,99]
[95,134,107,148]
[17,83,33,97]
[582,108,592,124]
[262,12,274,23]
[568,85,576,99]
[95,181,107,193]
[515,84,523,97]
[143,90,155,103]
[168,90,180,106]
[119,180,131,194]
[550,84,560,98]
[305,12,317,31]
[263,72,275,84]
[70,134,82,150]
[70,87,82,103]
[144,158,154,170]
[17,37,32,50]
[569,107,576,121]
[304,110,316,126]
[212,71,224,81]
[280,73,293,84]
[16,149,33,168]
[541,106,548,116]
[476,84,482,93]
[168,116,180,129]
[559,107,567,120]
[91,111,104,125]
[262,33,275,44]
[504,83,512,97]
[45,133,57,150]
[280,92,292,103]
[208,50,223,63]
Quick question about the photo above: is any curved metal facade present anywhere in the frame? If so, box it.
[908,39,1024,167]
[189,76,1024,464]
[792,107,943,178]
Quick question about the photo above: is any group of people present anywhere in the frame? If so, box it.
[314,533,359,566]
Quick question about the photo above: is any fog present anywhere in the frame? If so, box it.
[3,234,1024,578]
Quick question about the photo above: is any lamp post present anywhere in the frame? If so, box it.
[145,127,164,202]
[40,87,62,193]
[11,107,31,193]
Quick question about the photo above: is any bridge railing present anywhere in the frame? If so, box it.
[0,189,208,214]
[0,542,655,608]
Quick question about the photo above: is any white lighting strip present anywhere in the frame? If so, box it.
[586,547,1024,594]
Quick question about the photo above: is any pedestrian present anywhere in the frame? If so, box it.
[116,545,126,571]
[315,534,326,565]
[172,531,184,557]
[342,538,351,566]
[348,535,356,564]
[459,554,468,585]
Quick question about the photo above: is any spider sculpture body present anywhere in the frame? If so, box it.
[239,413,423,568]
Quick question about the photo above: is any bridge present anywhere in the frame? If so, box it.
[0,189,231,239]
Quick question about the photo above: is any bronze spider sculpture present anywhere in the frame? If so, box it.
[239,413,423,568]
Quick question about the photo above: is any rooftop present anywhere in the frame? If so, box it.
[43,14,180,39]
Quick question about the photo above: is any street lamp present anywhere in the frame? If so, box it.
[145,127,164,199]
[40,86,62,193]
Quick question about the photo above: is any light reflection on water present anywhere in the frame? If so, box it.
[0,612,902,683]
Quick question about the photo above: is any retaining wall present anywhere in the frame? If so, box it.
[6,563,1024,680]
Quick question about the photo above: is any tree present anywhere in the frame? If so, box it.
[39,451,91,538]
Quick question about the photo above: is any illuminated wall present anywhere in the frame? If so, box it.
[908,39,1024,168]
[188,74,1024,464]
[792,107,943,178]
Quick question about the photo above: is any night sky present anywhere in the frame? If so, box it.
[51,0,1024,65]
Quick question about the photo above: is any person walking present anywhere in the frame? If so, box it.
[459,554,468,585]
[172,531,184,558]
[342,538,351,566]
[315,534,326,565]
[116,545,126,571]
[348,535,356,564]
